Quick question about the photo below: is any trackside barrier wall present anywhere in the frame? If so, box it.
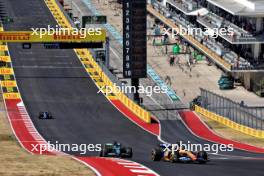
[147,5,232,71]
[195,105,264,138]
[199,88,264,130]
[0,24,63,155]
[75,49,151,123]
[0,25,21,100]
[44,0,151,123]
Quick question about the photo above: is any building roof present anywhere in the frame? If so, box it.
[166,0,208,16]
[207,0,264,16]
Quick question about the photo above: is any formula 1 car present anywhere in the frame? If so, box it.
[38,112,53,119]
[151,144,209,164]
[99,142,133,158]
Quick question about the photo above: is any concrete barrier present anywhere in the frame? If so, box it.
[195,105,264,138]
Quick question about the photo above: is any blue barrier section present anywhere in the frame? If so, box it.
[82,0,180,101]
[147,66,180,101]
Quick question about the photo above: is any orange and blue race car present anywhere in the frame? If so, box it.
[151,144,209,164]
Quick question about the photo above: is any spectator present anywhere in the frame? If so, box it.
[165,75,172,86]
[169,55,175,66]
[236,57,240,69]
[183,89,186,97]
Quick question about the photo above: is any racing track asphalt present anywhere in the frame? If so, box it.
[3,0,264,175]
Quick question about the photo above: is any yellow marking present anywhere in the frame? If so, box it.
[1,80,17,87]
[3,93,21,99]
[89,74,100,79]
[93,79,104,87]
[0,68,14,75]
[0,31,106,43]
[80,58,90,62]
[86,67,96,72]
[107,96,118,100]
[82,61,92,65]
[0,45,8,51]
[95,82,105,87]
[76,52,88,58]
[0,56,11,62]
[83,64,93,68]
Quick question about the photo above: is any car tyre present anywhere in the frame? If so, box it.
[151,148,162,161]
[125,147,133,158]
[197,151,208,164]
[101,148,108,157]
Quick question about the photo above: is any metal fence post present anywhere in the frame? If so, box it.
[260,108,264,130]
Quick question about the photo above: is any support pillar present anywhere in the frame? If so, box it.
[162,0,167,7]
[252,43,261,60]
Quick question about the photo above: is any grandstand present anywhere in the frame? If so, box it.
[150,0,264,95]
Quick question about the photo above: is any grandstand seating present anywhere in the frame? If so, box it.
[152,1,254,70]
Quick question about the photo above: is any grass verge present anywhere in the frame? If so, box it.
[200,115,264,148]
